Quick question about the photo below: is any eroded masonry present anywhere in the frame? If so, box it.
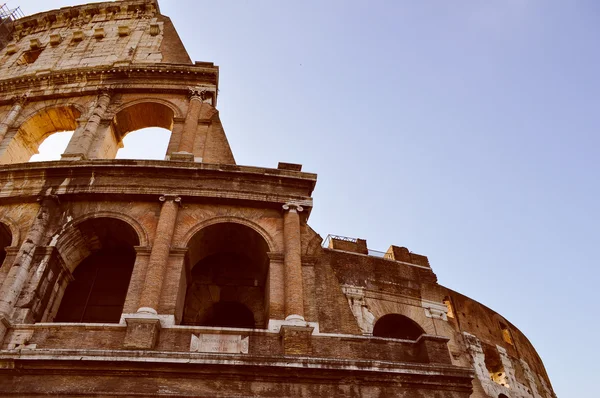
[0,1,556,397]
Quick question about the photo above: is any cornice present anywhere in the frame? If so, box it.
[0,160,317,212]
[0,63,219,100]
[12,1,160,40]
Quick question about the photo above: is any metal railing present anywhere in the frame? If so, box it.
[0,3,24,50]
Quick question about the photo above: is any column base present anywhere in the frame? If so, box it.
[267,318,319,334]
[123,316,161,350]
[169,152,195,162]
[60,153,87,161]
[0,314,11,346]
[280,325,314,356]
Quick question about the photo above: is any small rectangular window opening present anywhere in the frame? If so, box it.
[16,48,43,65]
[499,322,513,345]
[443,296,455,318]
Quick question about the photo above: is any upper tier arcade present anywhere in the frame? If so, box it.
[0,0,233,164]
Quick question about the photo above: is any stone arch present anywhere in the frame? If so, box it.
[180,216,276,254]
[52,212,147,273]
[113,98,183,120]
[372,313,425,340]
[0,216,20,247]
[12,102,87,129]
[111,100,176,139]
[1,104,84,164]
[53,216,141,323]
[182,221,272,329]
[63,211,149,247]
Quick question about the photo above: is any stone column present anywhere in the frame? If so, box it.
[282,203,305,321]
[137,195,181,314]
[62,89,112,160]
[171,88,205,161]
[0,196,56,342]
[0,95,26,143]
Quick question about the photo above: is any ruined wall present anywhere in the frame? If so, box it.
[0,0,190,79]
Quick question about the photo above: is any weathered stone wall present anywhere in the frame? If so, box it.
[0,0,190,80]
[0,1,556,397]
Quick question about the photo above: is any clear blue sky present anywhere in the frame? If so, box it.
[15,1,600,396]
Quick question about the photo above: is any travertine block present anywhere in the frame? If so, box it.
[123,317,160,349]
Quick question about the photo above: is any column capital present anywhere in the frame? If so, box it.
[283,203,303,213]
[159,195,182,205]
[11,94,28,106]
[188,86,215,103]
[97,87,113,98]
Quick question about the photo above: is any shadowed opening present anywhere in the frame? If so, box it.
[372,314,424,340]
[0,222,12,266]
[483,343,510,388]
[182,222,269,328]
[54,218,139,323]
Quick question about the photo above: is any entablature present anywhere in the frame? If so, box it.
[0,160,317,216]
[0,63,219,104]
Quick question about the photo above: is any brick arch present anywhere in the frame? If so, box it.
[54,211,149,247]
[181,218,273,329]
[372,313,426,340]
[179,216,277,254]
[367,300,433,336]
[52,212,148,273]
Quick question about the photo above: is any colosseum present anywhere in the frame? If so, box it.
[0,1,556,397]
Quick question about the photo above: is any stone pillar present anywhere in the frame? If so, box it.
[0,196,56,342]
[121,246,151,315]
[171,88,205,161]
[62,89,112,160]
[165,117,185,159]
[0,95,26,143]
[137,195,181,314]
[282,203,305,321]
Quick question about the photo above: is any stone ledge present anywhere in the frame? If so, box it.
[0,347,474,378]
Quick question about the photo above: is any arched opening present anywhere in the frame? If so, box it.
[54,218,139,323]
[482,343,510,388]
[202,301,255,329]
[112,102,174,160]
[182,222,270,329]
[116,127,171,160]
[499,394,509,398]
[29,131,74,162]
[0,222,12,267]
[0,105,80,164]
[372,314,425,340]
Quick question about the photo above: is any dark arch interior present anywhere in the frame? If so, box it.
[372,314,425,340]
[182,222,269,328]
[203,301,255,329]
[0,223,12,266]
[498,394,509,398]
[54,218,139,323]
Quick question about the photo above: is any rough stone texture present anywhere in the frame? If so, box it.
[0,1,555,397]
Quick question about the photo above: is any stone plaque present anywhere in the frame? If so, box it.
[190,333,249,354]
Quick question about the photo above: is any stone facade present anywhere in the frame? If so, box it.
[0,1,555,397]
